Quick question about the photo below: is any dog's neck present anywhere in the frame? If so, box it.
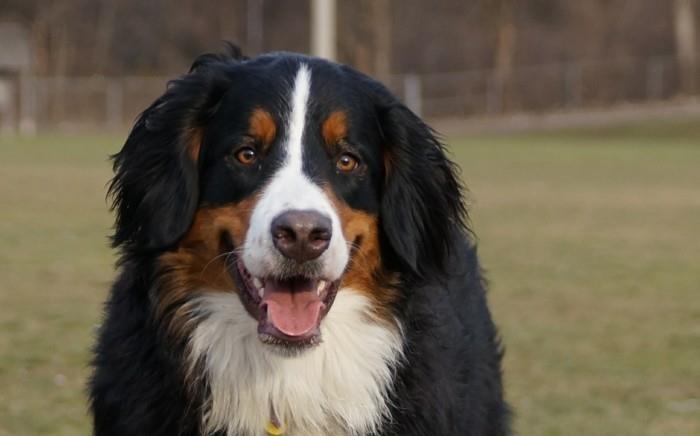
[187,289,403,436]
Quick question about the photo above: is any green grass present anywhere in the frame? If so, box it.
[1,121,699,435]
[453,122,700,436]
[0,134,119,436]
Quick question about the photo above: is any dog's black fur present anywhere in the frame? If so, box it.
[90,46,510,436]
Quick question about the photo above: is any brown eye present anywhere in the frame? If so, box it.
[336,153,359,173]
[235,147,257,165]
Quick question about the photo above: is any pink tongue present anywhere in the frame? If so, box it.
[262,280,323,337]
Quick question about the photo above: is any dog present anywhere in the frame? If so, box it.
[90,45,510,436]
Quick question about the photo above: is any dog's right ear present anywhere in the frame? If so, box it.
[373,95,468,280]
[109,50,238,254]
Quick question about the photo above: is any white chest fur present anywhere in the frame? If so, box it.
[187,289,403,436]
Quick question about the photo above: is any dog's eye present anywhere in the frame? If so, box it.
[336,153,359,173]
[235,147,257,165]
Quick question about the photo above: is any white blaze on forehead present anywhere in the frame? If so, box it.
[286,65,311,169]
[242,64,349,280]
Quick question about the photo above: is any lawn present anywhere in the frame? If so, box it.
[1,121,698,435]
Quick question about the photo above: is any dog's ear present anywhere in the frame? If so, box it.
[378,102,468,279]
[109,51,236,253]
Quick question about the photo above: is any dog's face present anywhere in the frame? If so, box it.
[197,63,386,350]
[110,51,465,354]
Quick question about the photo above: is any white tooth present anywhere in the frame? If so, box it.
[317,280,327,295]
[258,287,264,299]
[253,278,262,289]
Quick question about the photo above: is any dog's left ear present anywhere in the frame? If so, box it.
[378,102,467,279]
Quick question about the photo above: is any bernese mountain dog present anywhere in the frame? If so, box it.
[90,46,510,436]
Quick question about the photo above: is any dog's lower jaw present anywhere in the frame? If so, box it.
[257,332,321,357]
[187,289,403,436]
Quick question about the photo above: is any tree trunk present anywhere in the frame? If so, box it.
[674,0,698,94]
[246,0,264,55]
[493,0,516,112]
[372,0,392,81]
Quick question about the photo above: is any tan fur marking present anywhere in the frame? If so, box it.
[325,188,399,322]
[154,198,258,337]
[322,111,348,148]
[249,108,277,148]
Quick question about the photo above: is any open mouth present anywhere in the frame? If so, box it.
[230,256,340,351]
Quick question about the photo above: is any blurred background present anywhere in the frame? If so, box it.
[1,0,700,131]
[0,1,698,435]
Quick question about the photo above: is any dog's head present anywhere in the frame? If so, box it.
[110,47,466,353]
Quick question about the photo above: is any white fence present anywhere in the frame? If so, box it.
[387,55,690,118]
[0,54,697,133]
[3,76,167,134]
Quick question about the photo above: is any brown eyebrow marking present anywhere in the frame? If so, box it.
[248,108,277,148]
[322,110,348,151]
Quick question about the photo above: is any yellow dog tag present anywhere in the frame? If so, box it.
[265,420,286,435]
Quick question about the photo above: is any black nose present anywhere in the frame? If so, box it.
[271,210,332,262]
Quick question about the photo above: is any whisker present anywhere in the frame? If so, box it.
[212,246,249,283]
[342,241,377,279]
[199,249,237,280]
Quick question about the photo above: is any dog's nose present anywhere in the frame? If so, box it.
[271,210,332,262]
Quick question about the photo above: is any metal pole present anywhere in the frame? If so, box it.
[311,0,337,61]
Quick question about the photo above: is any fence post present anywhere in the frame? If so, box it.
[403,74,422,117]
[563,62,582,107]
[106,79,123,130]
[19,74,37,135]
[0,79,15,134]
[646,57,665,100]
[486,74,503,114]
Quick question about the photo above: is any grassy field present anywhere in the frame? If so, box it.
[1,121,699,435]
